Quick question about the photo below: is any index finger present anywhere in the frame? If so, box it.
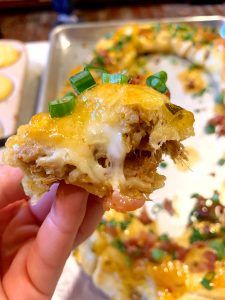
[0,165,26,209]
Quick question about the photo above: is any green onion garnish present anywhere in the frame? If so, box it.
[211,190,219,203]
[108,219,117,228]
[190,193,200,199]
[209,240,225,260]
[146,71,168,94]
[221,227,225,234]
[159,233,170,242]
[84,64,105,72]
[70,70,96,94]
[215,92,224,105]
[190,228,205,244]
[98,219,106,229]
[153,71,168,83]
[146,76,168,93]
[48,92,76,118]
[112,239,126,253]
[160,161,168,169]
[120,220,131,231]
[217,158,225,166]
[201,272,215,290]
[102,73,129,84]
[151,248,166,262]
[205,124,216,134]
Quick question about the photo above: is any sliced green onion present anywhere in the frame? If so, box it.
[190,228,205,244]
[215,92,224,105]
[84,64,105,72]
[175,24,190,31]
[201,272,215,290]
[151,248,166,262]
[108,219,117,228]
[211,190,219,203]
[160,161,168,169]
[159,233,170,242]
[217,158,225,166]
[48,92,76,118]
[112,239,126,253]
[120,220,131,231]
[146,75,168,93]
[153,71,168,83]
[70,70,96,94]
[102,73,129,84]
[188,63,199,71]
[98,219,106,229]
[209,240,225,260]
[205,124,215,134]
[220,227,225,234]
[190,193,200,199]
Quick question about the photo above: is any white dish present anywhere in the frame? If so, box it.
[0,40,27,137]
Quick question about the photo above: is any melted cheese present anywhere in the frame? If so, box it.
[87,210,225,300]
[7,83,191,184]
[5,83,194,205]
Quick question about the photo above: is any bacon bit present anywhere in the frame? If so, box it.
[190,261,209,273]
[138,207,153,225]
[165,89,171,98]
[204,250,217,271]
[104,226,117,237]
[103,191,145,212]
[124,239,141,257]
[96,50,112,66]
[163,198,175,216]
[190,250,217,272]
[124,231,157,258]
[191,241,207,249]
[208,115,225,126]
[207,115,225,137]
[129,75,142,85]
[186,80,196,89]
[160,241,188,261]
[209,172,216,177]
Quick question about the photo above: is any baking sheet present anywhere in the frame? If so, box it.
[46,16,225,299]
[38,15,225,112]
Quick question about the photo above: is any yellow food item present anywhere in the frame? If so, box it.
[76,208,225,300]
[0,74,13,101]
[0,44,20,67]
[178,68,206,94]
[4,83,194,211]
[95,24,225,102]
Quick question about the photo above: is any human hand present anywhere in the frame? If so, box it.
[0,165,103,300]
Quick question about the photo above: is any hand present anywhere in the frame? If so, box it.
[0,165,103,300]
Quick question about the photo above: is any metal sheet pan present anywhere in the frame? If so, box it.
[38,15,225,112]
[41,16,225,300]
